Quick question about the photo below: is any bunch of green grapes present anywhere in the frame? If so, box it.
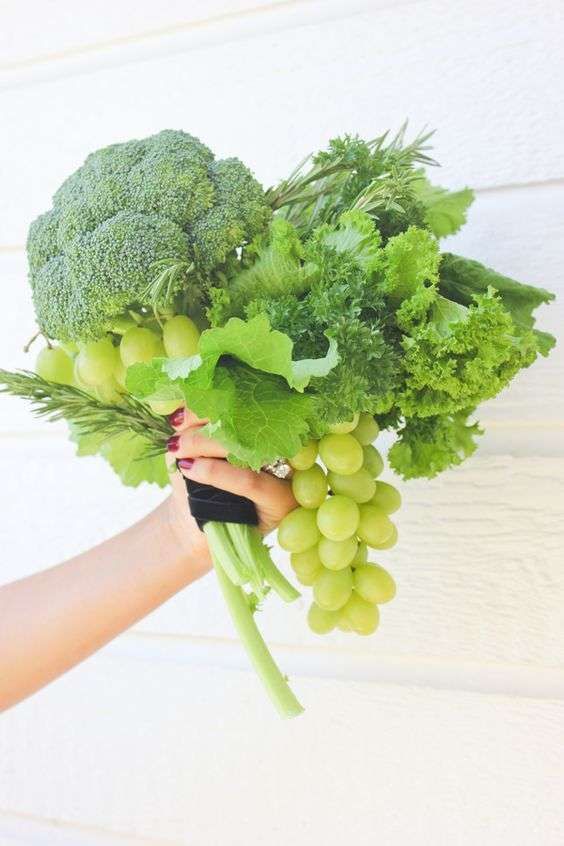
[34,314,201,411]
[277,413,400,636]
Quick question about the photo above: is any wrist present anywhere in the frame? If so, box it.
[153,496,212,584]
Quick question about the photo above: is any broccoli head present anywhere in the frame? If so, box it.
[27,130,271,341]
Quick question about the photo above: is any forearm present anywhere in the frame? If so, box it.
[0,496,210,711]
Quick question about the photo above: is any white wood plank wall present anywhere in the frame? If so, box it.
[0,2,563,844]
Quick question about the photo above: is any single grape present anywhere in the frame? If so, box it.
[111,315,138,335]
[163,315,201,358]
[352,412,380,445]
[341,593,380,635]
[60,341,79,356]
[354,564,396,604]
[371,481,401,514]
[289,440,318,471]
[113,358,128,390]
[75,337,118,386]
[318,433,363,475]
[95,378,124,404]
[357,504,394,548]
[328,412,360,434]
[327,468,376,503]
[307,603,340,634]
[318,536,358,570]
[362,444,384,477]
[313,566,353,611]
[290,546,323,586]
[316,495,360,542]
[73,359,95,395]
[120,327,164,368]
[350,541,368,567]
[371,523,398,550]
[291,465,327,509]
[278,507,320,553]
[148,398,183,415]
[35,346,74,385]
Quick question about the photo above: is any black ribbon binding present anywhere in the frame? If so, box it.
[181,473,259,531]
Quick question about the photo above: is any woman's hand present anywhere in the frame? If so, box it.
[163,406,297,568]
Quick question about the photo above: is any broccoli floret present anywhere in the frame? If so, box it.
[27,130,271,341]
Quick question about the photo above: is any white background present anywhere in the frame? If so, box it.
[0,1,563,844]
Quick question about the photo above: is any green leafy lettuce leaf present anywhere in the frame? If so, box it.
[412,173,474,238]
[193,366,314,470]
[227,218,307,314]
[388,411,482,479]
[69,424,169,488]
[397,288,539,418]
[173,314,338,393]
[127,316,338,469]
[312,209,382,273]
[439,253,556,356]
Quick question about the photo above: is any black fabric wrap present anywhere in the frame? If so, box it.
[181,473,259,531]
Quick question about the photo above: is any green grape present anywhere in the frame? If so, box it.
[341,593,379,635]
[120,327,164,368]
[316,495,359,542]
[148,398,183,415]
[163,315,201,358]
[291,465,327,509]
[354,564,396,604]
[95,378,124,404]
[35,346,74,385]
[328,412,359,434]
[290,547,323,586]
[307,603,340,634]
[313,566,353,611]
[371,523,398,550]
[372,481,401,514]
[289,440,318,471]
[75,337,118,386]
[278,507,320,553]
[352,412,380,445]
[114,358,128,390]
[73,359,95,395]
[357,504,394,548]
[318,536,358,570]
[327,468,376,503]
[318,433,363,475]
[350,541,368,567]
[362,444,384,477]
[60,341,79,356]
[111,315,138,335]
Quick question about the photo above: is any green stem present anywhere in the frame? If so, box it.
[203,522,247,586]
[236,524,300,603]
[206,526,304,719]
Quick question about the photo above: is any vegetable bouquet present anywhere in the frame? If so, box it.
[0,128,555,717]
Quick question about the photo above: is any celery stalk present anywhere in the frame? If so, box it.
[206,524,304,718]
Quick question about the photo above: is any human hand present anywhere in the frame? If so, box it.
[163,406,297,569]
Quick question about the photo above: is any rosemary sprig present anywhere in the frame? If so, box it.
[265,125,437,232]
[0,369,171,451]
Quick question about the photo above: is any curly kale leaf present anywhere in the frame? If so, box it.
[388,411,483,479]
[439,253,556,356]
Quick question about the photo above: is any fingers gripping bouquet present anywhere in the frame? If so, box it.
[0,128,555,717]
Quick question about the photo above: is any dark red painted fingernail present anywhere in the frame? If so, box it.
[167,407,185,428]
[166,435,180,452]
[177,458,194,470]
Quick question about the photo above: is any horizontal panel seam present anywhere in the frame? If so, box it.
[105,630,564,701]
[0,0,317,73]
